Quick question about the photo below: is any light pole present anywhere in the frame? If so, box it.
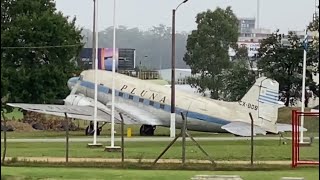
[88,0,101,147]
[91,0,96,69]
[170,0,189,138]
[105,0,121,151]
[256,0,260,29]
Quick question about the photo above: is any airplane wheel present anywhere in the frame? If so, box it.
[85,126,102,136]
[85,126,91,136]
[140,125,155,136]
[85,126,96,136]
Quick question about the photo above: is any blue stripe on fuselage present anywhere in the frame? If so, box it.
[76,79,230,126]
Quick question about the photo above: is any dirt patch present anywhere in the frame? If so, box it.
[22,111,80,131]
[3,120,35,132]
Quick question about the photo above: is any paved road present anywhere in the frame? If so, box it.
[3,157,292,165]
[1,136,318,143]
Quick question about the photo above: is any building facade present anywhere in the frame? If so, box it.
[78,48,136,71]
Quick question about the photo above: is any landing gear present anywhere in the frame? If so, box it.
[139,125,156,136]
[85,126,101,136]
[85,121,102,136]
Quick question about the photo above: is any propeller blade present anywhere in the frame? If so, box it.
[70,80,81,95]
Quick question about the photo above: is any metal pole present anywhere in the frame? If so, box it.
[91,0,96,69]
[111,0,117,147]
[170,0,189,138]
[170,9,176,138]
[181,112,186,165]
[249,112,254,166]
[300,30,308,143]
[291,110,296,168]
[120,113,124,165]
[1,112,7,165]
[64,113,69,163]
[256,0,260,29]
[186,132,216,165]
[93,0,99,145]
[153,134,181,165]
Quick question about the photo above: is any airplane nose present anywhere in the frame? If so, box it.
[67,79,73,90]
[67,77,79,90]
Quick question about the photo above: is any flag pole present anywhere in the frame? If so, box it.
[300,28,308,143]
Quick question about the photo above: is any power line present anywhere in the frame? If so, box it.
[1,44,83,49]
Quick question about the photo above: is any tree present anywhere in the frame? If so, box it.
[307,14,320,100]
[183,7,239,99]
[221,59,257,101]
[1,0,83,109]
[234,46,249,60]
[220,46,257,101]
[257,31,318,107]
[308,15,319,73]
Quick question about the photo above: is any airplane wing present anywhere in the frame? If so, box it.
[221,121,267,137]
[7,103,138,124]
[109,102,165,126]
[7,103,164,126]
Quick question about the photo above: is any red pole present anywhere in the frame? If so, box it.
[297,114,300,162]
[291,110,295,168]
[294,111,298,167]
[295,112,298,166]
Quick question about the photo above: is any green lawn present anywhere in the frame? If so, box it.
[1,140,318,161]
[2,108,24,120]
[1,166,318,180]
[0,127,236,139]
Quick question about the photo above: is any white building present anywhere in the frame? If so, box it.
[157,69,192,83]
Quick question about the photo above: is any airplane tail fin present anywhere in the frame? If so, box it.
[240,77,280,133]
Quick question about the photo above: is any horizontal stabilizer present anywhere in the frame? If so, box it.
[276,123,307,132]
[221,121,267,137]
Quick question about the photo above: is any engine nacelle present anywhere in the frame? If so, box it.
[64,94,107,110]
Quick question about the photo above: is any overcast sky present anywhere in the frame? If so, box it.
[55,0,318,33]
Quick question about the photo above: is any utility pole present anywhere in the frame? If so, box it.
[91,0,96,69]
[256,0,260,29]
[170,0,189,138]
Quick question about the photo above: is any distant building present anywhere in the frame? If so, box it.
[233,18,272,58]
[78,48,136,71]
[157,69,193,83]
[238,17,256,37]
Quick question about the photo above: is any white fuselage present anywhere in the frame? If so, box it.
[68,70,256,133]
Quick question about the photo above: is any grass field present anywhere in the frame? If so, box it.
[1,166,318,180]
[1,140,318,161]
[0,126,237,138]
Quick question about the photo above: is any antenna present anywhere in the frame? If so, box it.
[315,0,319,18]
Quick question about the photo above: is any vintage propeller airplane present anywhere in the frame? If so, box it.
[8,69,299,136]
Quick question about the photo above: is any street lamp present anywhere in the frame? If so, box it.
[170,0,189,138]
[87,0,101,147]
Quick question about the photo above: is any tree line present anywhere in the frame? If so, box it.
[81,24,189,70]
